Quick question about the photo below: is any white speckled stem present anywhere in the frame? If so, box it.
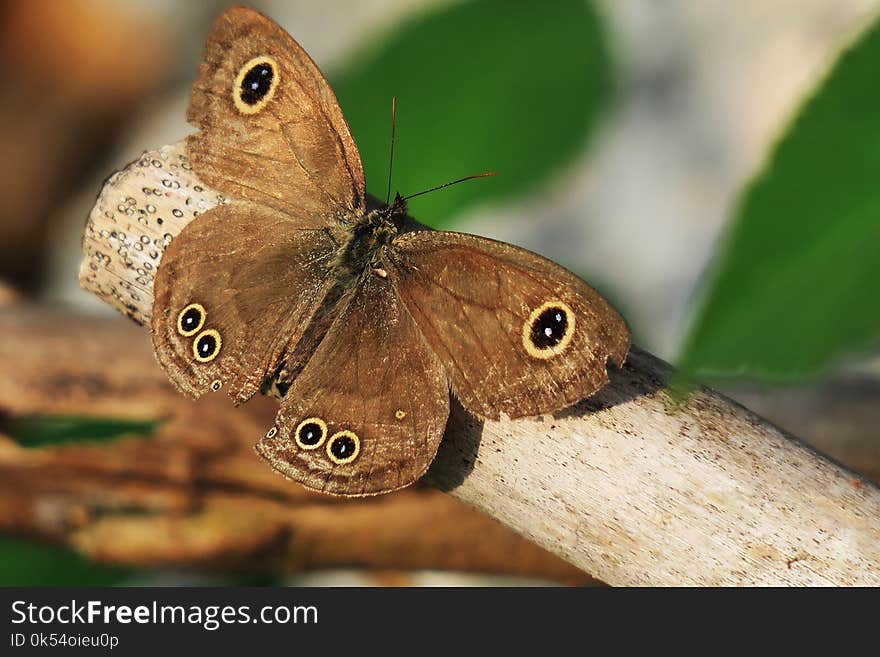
[82,141,880,585]
[426,347,880,586]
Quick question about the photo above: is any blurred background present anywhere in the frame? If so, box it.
[1,0,879,585]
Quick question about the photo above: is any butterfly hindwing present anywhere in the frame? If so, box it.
[151,203,342,403]
[187,6,365,219]
[386,231,630,420]
[257,274,450,497]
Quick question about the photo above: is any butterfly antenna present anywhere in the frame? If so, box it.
[402,172,497,201]
[385,96,398,205]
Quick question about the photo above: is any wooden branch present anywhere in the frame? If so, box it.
[75,140,880,585]
[13,311,878,586]
[728,381,880,483]
[426,348,880,585]
[0,307,590,584]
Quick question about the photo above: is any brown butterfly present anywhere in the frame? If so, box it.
[110,7,630,496]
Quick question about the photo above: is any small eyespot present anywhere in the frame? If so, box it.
[211,379,222,392]
[522,300,576,359]
[177,303,205,336]
[265,426,278,439]
[295,417,327,450]
[193,329,222,362]
[233,55,279,114]
[327,431,360,465]
[395,410,406,420]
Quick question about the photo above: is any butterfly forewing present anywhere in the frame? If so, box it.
[386,231,630,420]
[151,203,342,403]
[187,6,365,219]
[257,275,450,497]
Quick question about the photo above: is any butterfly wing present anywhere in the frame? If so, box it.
[257,275,450,497]
[187,6,365,219]
[151,202,342,403]
[386,231,630,420]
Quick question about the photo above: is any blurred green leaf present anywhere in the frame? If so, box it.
[2,415,158,448]
[333,0,613,227]
[677,17,880,383]
[0,538,129,586]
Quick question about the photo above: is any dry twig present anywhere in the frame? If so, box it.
[71,141,880,586]
[0,308,589,583]
[429,348,880,585]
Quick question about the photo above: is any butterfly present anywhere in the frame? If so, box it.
[88,6,630,497]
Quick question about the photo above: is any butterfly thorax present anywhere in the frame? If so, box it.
[333,195,408,282]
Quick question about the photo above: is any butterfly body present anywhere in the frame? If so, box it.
[332,194,407,283]
[257,196,409,398]
[126,7,631,496]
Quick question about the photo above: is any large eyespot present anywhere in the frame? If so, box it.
[522,300,576,359]
[233,55,279,114]
[177,303,205,336]
[327,430,360,465]
[192,329,222,362]
[295,417,327,450]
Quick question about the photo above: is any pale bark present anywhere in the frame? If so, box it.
[73,140,880,585]
[427,347,880,585]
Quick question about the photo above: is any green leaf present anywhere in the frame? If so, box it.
[332,0,613,228]
[677,17,880,383]
[0,538,129,586]
[2,415,159,448]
